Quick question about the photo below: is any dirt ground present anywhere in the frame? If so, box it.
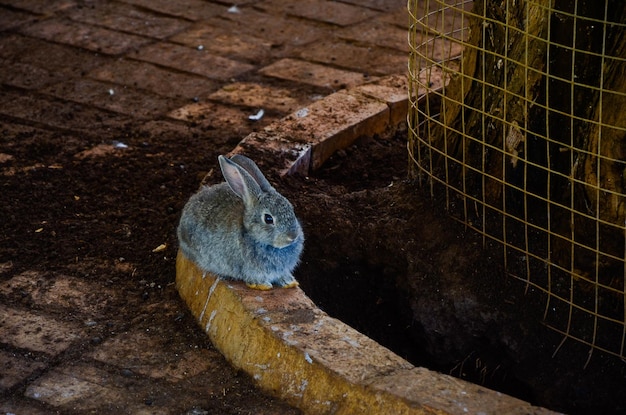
[0,100,306,413]
[281,128,626,415]
[1,89,625,414]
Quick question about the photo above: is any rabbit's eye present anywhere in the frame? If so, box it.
[264,213,274,225]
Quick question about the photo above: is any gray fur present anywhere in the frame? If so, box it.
[177,155,304,288]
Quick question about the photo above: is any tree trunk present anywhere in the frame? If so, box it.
[428,0,552,208]
[423,0,626,285]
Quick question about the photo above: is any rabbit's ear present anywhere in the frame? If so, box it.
[219,155,261,203]
[230,154,273,192]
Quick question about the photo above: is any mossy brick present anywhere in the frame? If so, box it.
[257,0,380,27]
[19,18,151,55]
[133,42,254,80]
[259,58,369,90]
[176,252,560,415]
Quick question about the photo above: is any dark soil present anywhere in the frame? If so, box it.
[279,128,626,415]
[0,114,303,414]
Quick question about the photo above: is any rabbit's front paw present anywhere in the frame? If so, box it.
[273,274,299,289]
[246,282,273,290]
[281,280,299,289]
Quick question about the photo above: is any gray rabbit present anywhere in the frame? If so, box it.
[177,154,304,290]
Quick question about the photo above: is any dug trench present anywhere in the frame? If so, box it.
[273,128,626,415]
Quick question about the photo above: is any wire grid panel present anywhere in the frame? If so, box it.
[408,0,626,361]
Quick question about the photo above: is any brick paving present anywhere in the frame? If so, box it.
[0,0,408,413]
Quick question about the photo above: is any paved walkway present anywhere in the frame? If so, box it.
[0,1,408,414]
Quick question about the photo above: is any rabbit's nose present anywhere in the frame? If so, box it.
[286,230,301,242]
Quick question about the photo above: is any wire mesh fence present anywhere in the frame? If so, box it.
[408,0,626,363]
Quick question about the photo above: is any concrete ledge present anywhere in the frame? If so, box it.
[176,252,557,415]
[177,75,560,414]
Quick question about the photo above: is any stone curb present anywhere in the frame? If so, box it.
[232,74,409,176]
[176,75,561,415]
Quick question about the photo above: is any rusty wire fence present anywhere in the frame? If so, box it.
[408,0,626,363]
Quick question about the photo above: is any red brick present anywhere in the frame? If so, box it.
[19,18,152,55]
[0,60,60,90]
[89,59,218,99]
[338,18,409,53]
[170,23,272,63]
[232,131,312,176]
[218,8,325,46]
[208,82,313,114]
[168,101,277,134]
[66,1,191,39]
[89,328,215,381]
[25,364,128,411]
[262,89,390,170]
[296,38,407,76]
[354,75,410,126]
[0,350,46,390]
[0,400,49,415]
[136,119,253,152]
[257,0,380,26]
[133,42,255,81]
[378,6,411,29]
[0,0,75,14]
[0,89,132,133]
[0,305,82,355]
[119,0,222,21]
[0,34,106,77]
[42,78,177,119]
[0,271,117,316]
[0,7,35,31]
[24,360,252,413]
[341,0,406,12]
[259,58,369,90]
